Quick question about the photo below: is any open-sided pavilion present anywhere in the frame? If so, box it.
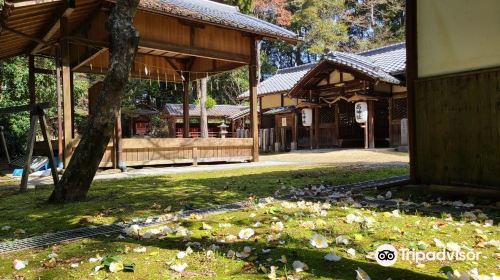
[0,0,298,168]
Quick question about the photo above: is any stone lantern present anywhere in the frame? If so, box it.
[218,121,229,138]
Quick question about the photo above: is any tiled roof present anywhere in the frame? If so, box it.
[239,42,406,98]
[358,42,406,74]
[239,63,316,98]
[325,51,401,84]
[164,104,247,118]
[263,106,295,115]
[140,0,298,42]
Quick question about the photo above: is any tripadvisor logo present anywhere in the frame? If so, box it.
[375,244,481,267]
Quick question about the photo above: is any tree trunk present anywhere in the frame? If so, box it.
[49,0,140,203]
[199,78,208,138]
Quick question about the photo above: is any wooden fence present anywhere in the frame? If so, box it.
[100,138,253,167]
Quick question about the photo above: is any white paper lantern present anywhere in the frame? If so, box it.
[354,102,368,123]
[302,108,313,126]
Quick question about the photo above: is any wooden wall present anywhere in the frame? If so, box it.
[99,138,253,167]
[415,69,500,186]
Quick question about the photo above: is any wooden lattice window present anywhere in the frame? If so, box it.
[392,98,408,120]
[320,107,335,124]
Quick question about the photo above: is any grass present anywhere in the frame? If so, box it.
[0,197,498,279]
[0,164,408,239]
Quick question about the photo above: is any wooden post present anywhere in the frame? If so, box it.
[70,71,75,138]
[115,110,125,171]
[38,109,59,186]
[249,37,259,162]
[182,73,190,138]
[368,100,375,148]
[314,106,320,149]
[61,17,73,167]
[406,0,419,182]
[192,147,198,166]
[20,114,37,192]
[28,55,35,105]
[55,49,63,167]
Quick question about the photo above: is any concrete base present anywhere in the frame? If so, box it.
[291,142,297,151]
[397,145,409,152]
[274,142,280,152]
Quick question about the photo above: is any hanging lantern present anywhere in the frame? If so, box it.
[354,102,368,123]
[301,108,313,127]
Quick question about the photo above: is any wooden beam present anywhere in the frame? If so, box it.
[406,0,419,182]
[61,16,73,167]
[0,24,54,48]
[72,48,107,71]
[249,37,259,162]
[12,0,62,8]
[33,68,56,75]
[0,102,50,115]
[31,0,75,54]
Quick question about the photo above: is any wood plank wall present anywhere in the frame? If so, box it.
[99,138,253,167]
[415,69,500,187]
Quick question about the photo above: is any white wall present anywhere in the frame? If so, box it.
[417,0,500,77]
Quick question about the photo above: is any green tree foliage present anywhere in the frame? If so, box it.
[291,0,348,55]
[0,56,88,156]
[344,0,405,51]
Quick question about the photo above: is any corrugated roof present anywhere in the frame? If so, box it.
[239,63,316,98]
[164,104,247,118]
[358,42,406,74]
[140,0,298,42]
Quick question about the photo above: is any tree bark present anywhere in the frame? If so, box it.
[199,78,208,138]
[49,0,140,203]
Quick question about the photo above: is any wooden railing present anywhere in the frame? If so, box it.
[100,138,253,167]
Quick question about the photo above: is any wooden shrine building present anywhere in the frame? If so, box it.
[241,43,407,151]
[0,0,298,168]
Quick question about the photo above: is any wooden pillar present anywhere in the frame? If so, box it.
[314,106,320,149]
[115,110,125,171]
[70,72,75,138]
[61,17,73,167]
[249,37,259,162]
[406,0,419,182]
[368,100,375,148]
[28,55,35,105]
[55,50,63,167]
[182,73,190,138]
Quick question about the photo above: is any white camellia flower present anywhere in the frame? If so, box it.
[310,233,329,249]
[13,259,28,270]
[177,251,187,259]
[324,253,342,262]
[347,248,356,257]
[292,260,308,272]
[391,210,401,217]
[238,228,255,240]
[336,235,350,245]
[123,224,140,236]
[434,238,445,248]
[109,262,124,273]
[385,191,392,199]
[356,267,371,280]
[1,226,11,231]
[446,242,461,252]
[271,221,284,232]
[447,270,470,280]
[267,266,277,280]
[170,263,188,273]
[133,246,147,253]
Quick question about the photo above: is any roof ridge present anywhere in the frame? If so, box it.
[357,42,405,56]
[276,62,317,74]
